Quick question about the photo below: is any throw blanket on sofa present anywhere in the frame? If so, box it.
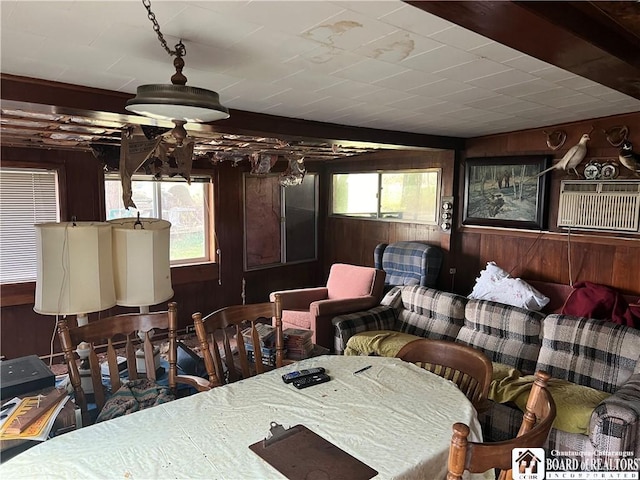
[96,378,175,423]
[489,364,611,435]
[562,281,640,328]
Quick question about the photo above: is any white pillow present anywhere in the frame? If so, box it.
[469,262,550,311]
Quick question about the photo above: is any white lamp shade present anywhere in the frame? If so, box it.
[34,222,116,315]
[109,218,173,307]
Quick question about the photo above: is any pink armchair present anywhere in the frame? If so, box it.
[270,263,386,350]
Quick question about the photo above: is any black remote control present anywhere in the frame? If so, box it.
[292,373,331,389]
[282,367,325,384]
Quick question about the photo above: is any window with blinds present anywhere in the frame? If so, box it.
[0,168,60,284]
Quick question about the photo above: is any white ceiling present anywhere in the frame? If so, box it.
[2,0,639,139]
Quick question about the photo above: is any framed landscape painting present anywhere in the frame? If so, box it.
[463,155,551,230]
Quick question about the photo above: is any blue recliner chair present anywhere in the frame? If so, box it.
[374,241,443,292]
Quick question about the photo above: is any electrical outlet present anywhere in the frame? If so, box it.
[449,268,456,275]
[185,325,195,334]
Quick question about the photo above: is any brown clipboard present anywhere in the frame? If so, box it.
[249,423,377,480]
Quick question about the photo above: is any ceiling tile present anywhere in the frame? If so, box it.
[219,79,290,102]
[435,58,510,81]
[229,28,320,64]
[467,42,523,63]
[332,57,408,83]
[1,0,637,141]
[428,25,492,51]
[379,4,453,37]
[354,30,442,64]
[301,8,397,51]
[400,45,476,73]
[438,87,498,105]
[467,69,538,90]
[495,79,559,97]
[336,1,405,19]
[56,67,134,92]
[372,69,444,90]
[504,55,552,73]
[353,88,416,106]
[314,79,384,99]
[5,2,105,47]
[229,1,346,36]
[407,78,473,98]
[285,45,366,75]
[219,60,302,83]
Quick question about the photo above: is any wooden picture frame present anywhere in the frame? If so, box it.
[463,155,551,230]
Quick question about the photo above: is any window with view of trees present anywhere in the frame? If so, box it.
[105,176,213,265]
[331,169,440,223]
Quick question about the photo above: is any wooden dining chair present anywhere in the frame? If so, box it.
[396,338,493,412]
[447,370,556,480]
[191,294,284,386]
[58,302,210,426]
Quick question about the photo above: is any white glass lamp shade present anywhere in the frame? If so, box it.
[109,218,173,308]
[34,222,116,316]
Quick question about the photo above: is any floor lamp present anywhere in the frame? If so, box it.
[34,221,117,394]
[109,216,173,374]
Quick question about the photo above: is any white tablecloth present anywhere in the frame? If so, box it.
[0,355,492,479]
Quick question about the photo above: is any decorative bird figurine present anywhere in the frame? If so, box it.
[536,133,590,177]
[619,140,640,176]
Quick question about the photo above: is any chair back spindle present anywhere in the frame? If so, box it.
[446,370,556,480]
[191,294,284,386]
[396,339,493,412]
[57,302,181,426]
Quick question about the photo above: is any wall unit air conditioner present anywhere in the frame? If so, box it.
[558,180,640,232]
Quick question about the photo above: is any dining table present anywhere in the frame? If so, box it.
[0,355,493,479]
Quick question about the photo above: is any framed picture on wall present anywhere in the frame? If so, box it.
[463,155,551,230]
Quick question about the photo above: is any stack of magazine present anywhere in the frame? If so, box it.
[283,328,314,360]
[0,390,69,443]
[242,323,279,366]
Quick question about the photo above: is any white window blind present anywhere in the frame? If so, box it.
[0,168,59,284]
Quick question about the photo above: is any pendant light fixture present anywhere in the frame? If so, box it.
[125,0,229,142]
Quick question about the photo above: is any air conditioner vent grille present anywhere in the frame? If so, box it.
[558,180,640,232]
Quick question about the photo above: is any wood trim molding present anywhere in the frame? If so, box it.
[1,264,219,307]
[459,225,639,247]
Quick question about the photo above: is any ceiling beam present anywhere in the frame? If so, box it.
[407,1,640,100]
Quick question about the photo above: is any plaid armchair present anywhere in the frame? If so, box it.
[374,241,443,292]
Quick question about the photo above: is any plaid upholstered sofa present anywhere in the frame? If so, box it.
[332,285,640,461]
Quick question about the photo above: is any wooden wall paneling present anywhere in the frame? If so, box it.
[569,242,614,287]
[244,263,322,304]
[323,148,457,289]
[64,153,106,221]
[456,112,640,297]
[613,246,640,295]
[466,112,640,159]
[453,229,482,294]
[214,162,246,307]
[456,228,640,296]
[0,305,58,361]
[359,221,389,266]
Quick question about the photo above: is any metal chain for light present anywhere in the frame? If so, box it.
[141,0,186,58]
